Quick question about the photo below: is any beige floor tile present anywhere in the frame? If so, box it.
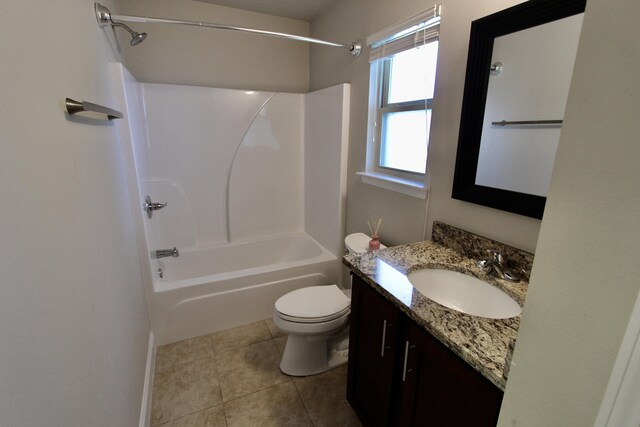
[294,364,362,427]
[224,382,312,427]
[274,335,288,354]
[264,318,286,338]
[159,404,226,427]
[151,357,222,426]
[155,335,214,373]
[216,340,289,402]
[209,321,272,354]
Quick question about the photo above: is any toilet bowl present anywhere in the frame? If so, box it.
[273,232,385,376]
[273,285,351,376]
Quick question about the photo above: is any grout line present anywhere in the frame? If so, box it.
[264,319,286,339]
[151,336,222,426]
[292,377,316,427]
[156,403,224,427]
[151,359,222,426]
[152,324,308,426]
[217,338,292,404]
[212,336,275,357]
[221,376,294,405]
[154,353,215,375]
[209,335,226,420]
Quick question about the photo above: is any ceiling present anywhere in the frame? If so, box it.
[196,0,339,21]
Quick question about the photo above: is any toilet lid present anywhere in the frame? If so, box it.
[275,285,350,320]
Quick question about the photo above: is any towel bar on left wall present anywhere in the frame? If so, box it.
[65,97,123,120]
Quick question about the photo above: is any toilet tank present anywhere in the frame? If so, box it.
[345,233,386,254]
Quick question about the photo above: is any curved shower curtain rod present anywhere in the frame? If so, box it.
[95,3,362,57]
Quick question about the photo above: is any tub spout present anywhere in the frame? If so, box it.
[154,247,179,258]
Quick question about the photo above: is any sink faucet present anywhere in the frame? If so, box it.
[477,250,519,282]
[154,247,179,258]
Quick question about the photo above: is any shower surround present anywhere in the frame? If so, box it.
[111,64,349,344]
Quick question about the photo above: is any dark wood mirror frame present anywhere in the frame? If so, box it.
[451,0,586,219]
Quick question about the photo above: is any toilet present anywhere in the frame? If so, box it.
[273,233,385,376]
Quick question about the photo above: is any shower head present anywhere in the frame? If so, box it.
[112,22,148,46]
[130,31,148,46]
[95,3,147,46]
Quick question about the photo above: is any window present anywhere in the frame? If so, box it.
[359,6,441,198]
[379,44,438,174]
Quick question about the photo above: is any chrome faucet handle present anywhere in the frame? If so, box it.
[481,250,520,282]
[477,259,491,271]
[485,249,505,265]
[154,247,179,258]
[502,270,520,282]
[144,195,168,219]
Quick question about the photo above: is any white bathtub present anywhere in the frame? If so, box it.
[150,233,341,345]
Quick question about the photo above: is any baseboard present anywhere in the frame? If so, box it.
[139,331,156,427]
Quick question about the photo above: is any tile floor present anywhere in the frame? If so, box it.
[150,319,362,426]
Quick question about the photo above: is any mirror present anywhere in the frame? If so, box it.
[452,0,586,219]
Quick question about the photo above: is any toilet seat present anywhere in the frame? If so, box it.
[275,285,350,323]
[276,306,350,323]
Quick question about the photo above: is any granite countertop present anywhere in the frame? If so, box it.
[343,240,529,390]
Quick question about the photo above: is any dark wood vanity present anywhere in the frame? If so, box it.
[343,222,532,426]
[347,274,504,426]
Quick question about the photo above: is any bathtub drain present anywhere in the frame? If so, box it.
[157,268,164,279]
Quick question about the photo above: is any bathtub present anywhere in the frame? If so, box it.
[150,233,341,345]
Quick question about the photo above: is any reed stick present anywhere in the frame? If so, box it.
[374,218,382,235]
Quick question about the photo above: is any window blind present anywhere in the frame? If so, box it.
[367,5,441,63]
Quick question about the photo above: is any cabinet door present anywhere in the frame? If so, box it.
[347,276,401,427]
[397,319,504,427]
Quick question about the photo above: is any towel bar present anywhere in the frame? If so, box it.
[491,119,562,127]
[65,97,123,120]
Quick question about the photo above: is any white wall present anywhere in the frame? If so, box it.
[310,0,542,252]
[497,0,640,424]
[132,84,305,249]
[305,84,350,257]
[113,0,310,93]
[0,0,150,426]
[229,93,306,242]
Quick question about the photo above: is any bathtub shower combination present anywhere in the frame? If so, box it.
[111,64,350,344]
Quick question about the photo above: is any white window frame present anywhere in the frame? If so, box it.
[358,5,441,199]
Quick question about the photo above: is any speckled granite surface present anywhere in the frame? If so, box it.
[433,221,534,281]
[343,229,530,391]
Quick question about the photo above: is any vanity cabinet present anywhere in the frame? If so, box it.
[347,274,504,427]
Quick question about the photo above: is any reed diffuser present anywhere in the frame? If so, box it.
[367,219,382,251]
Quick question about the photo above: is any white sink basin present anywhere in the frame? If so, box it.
[407,269,522,319]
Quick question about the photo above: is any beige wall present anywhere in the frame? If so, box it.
[310,0,543,251]
[114,0,310,92]
[313,0,640,423]
[0,0,150,425]
[498,0,640,424]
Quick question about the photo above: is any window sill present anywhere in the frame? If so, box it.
[357,171,428,199]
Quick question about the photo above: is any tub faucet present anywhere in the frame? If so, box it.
[477,250,519,282]
[154,247,179,258]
